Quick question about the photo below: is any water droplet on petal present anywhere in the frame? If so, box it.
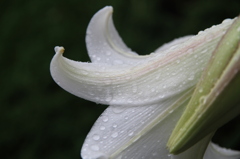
[93,134,100,141]
[187,48,193,54]
[222,18,231,23]
[111,132,118,138]
[128,131,134,136]
[87,30,92,35]
[106,51,112,56]
[112,124,118,128]
[105,96,112,102]
[91,145,99,151]
[86,36,91,43]
[102,116,108,122]
[127,99,133,103]
[152,152,157,156]
[114,60,123,65]
[160,95,165,98]
[112,107,125,114]
[201,49,208,54]
[81,70,89,75]
[188,75,194,81]
[100,126,105,130]
[198,31,204,35]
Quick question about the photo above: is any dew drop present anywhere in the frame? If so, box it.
[105,96,112,102]
[132,85,138,93]
[199,96,207,105]
[125,76,131,80]
[198,30,204,35]
[95,97,100,101]
[100,126,105,130]
[112,107,125,114]
[112,123,118,128]
[171,72,176,76]
[127,99,133,103]
[93,134,100,141]
[81,70,89,75]
[152,152,157,156]
[199,88,203,93]
[188,75,194,81]
[88,92,95,96]
[87,30,92,35]
[187,48,193,54]
[160,95,165,98]
[222,18,231,23]
[151,88,155,92]
[111,132,118,138]
[103,136,108,139]
[86,36,91,43]
[91,145,99,151]
[114,60,123,65]
[102,116,109,122]
[128,131,134,136]
[106,51,112,56]
[201,49,208,54]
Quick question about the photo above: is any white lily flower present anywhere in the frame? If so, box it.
[50,6,240,159]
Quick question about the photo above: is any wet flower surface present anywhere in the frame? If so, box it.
[50,6,240,159]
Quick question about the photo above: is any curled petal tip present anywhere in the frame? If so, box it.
[54,46,65,54]
[104,5,113,11]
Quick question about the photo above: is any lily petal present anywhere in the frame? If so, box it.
[50,6,240,159]
[86,6,146,66]
[81,90,193,159]
[204,143,240,159]
[50,7,233,106]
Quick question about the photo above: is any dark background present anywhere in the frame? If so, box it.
[1,0,239,158]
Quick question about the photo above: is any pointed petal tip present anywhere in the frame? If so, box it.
[54,46,65,54]
[94,6,113,16]
[102,6,113,12]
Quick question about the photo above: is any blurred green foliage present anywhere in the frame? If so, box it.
[0,0,239,158]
